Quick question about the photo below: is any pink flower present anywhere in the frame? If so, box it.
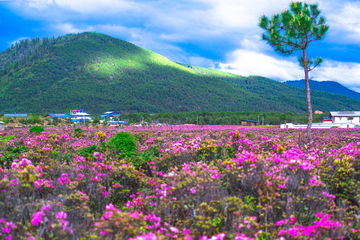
[31,212,43,226]
[55,211,67,220]
[189,187,197,194]
[289,215,296,224]
[2,226,11,233]
[169,227,179,233]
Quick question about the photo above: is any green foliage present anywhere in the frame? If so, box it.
[0,135,14,143]
[19,114,41,125]
[120,110,327,125]
[29,126,44,135]
[1,116,8,124]
[259,1,329,56]
[0,32,357,115]
[108,131,138,157]
[74,128,82,134]
[76,144,99,159]
[0,146,28,167]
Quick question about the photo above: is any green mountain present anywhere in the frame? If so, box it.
[284,80,360,101]
[0,32,359,114]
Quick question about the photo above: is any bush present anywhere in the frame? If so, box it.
[29,126,44,135]
[108,131,137,157]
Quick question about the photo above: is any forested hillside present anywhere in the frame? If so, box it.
[0,32,359,114]
[285,80,360,101]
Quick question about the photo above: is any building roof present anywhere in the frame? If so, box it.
[45,114,70,118]
[72,112,90,116]
[0,121,4,124]
[330,111,360,117]
[242,120,259,123]
[4,114,27,117]
[101,111,120,118]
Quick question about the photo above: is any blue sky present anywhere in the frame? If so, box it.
[1,0,360,91]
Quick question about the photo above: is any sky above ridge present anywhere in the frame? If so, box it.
[1,0,360,91]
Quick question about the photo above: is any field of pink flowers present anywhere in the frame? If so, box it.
[0,125,360,240]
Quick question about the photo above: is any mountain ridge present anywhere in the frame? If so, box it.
[284,80,360,101]
[0,32,359,114]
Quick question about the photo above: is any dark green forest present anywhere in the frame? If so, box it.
[0,32,359,114]
[2,111,326,126]
[119,111,327,125]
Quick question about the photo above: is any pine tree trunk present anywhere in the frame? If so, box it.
[303,49,313,143]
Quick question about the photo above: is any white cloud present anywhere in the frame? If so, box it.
[8,37,30,46]
[217,49,303,81]
[326,2,360,44]
[217,49,360,88]
[56,23,94,34]
[19,0,140,13]
[350,87,360,93]
[188,56,215,68]
[8,0,359,46]
[311,60,360,87]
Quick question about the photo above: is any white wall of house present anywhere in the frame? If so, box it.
[333,116,360,124]
[280,123,355,129]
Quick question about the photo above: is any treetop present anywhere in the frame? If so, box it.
[259,1,329,56]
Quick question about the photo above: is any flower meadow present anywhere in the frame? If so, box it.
[0,125,360,239]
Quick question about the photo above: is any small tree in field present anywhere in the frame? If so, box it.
[259,1,329,142]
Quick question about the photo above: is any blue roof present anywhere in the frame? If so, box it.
[4,114,27,117]
[47,114,70,118]
[101,111,119,115]
[101,111,120,118]
[242,120,259,123]
[70,119,88,122]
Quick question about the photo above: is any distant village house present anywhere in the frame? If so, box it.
[70,112,92,122]
[4,114,28,118]
[281,111,360,129]
[241,120,259,127]
[100,111,121,124]
[328,111,360,125]
[0,121,4,131]
[100,111,120,121]
[44,114,70,119]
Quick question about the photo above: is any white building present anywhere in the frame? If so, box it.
[70,112,92,122]
[0,121,4,131]
[329,111,360,125]
[280,122,355,129]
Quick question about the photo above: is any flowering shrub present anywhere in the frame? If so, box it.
[29,126,45,135]
[108,131,138,157]
[0,125,359,239]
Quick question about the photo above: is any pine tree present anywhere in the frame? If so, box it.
[259,1,329,142]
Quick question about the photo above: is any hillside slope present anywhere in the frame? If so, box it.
[284,80,360,101]
[0,32,359,114]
